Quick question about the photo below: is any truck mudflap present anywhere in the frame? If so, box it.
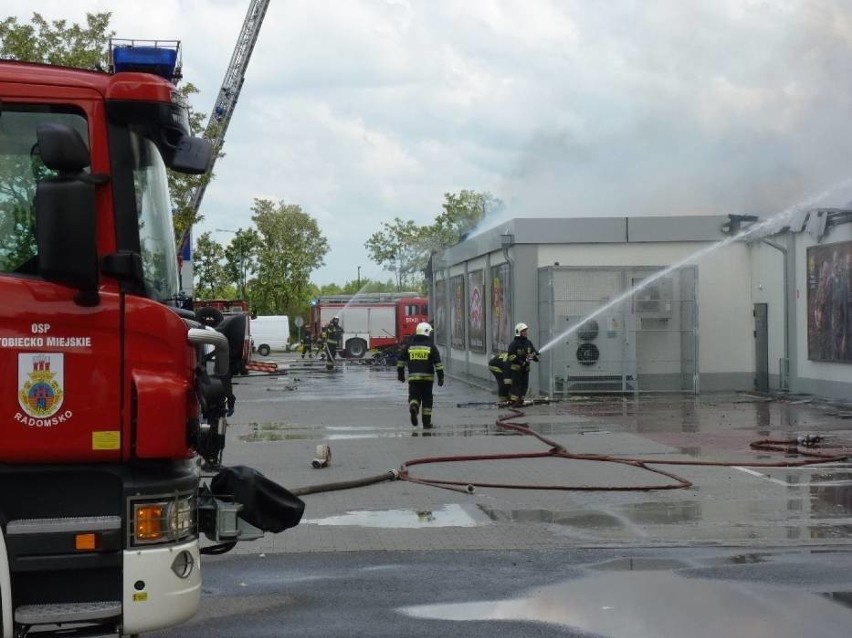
[198,466,305,552]
[122,538,201,635]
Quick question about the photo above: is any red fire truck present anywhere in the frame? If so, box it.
[0,45,301,637]
[309,293,429,358]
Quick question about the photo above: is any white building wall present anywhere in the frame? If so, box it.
[537,242,754,384]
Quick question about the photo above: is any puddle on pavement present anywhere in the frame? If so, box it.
[239,422,418,441]
[589,557,690,571]
[400,571,852,637]
[726,553,768,564]
[823,591,852,609]
[302,503,489,528]
[477,496,852,542]
[478,502,702,527]
[238,421,592,440]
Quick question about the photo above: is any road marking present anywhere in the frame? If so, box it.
[734,466,790,486]
[734,465,852,487]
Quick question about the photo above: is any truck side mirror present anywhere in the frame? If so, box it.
[35,124,100,306]
[169,134,212,175]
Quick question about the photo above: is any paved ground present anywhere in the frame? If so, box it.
[215,353,852,554]
[145,353,852,637]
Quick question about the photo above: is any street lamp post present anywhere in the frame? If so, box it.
[357,266,361,288]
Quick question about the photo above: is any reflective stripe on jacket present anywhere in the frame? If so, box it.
[397,336,443,383]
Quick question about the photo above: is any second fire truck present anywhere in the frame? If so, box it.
[309,293,429,358]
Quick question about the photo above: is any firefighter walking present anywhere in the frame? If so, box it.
[507,322,539,407]
[301,330,313,358]
[397,322,444,428]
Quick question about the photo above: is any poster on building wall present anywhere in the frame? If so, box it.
[434,279,447,345]
[450,275,466,349]
[491,262,512,352]
[807,241,851,363]
[468,270,486,352]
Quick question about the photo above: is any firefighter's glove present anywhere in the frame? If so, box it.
[398,370,406,383]
[437,374,445,387]
[532,354,540,362]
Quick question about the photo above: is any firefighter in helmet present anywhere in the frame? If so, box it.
[507,322,539,407]
[301,329,313,359]
[323,316,344,370]
[397,322,444,429]
[488,351,512,404]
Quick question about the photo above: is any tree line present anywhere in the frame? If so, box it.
[1,12,503,323]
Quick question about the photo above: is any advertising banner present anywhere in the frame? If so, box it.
[807,241,851,363]
[468,270,485,352]
[451,275,465,349]
[434,279,447,345]
[490,262,512,352]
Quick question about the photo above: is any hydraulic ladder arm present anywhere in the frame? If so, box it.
[179,0,271,263]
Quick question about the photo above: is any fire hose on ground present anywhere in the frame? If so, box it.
[288,408,852,497]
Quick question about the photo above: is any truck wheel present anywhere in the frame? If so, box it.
[258,344,271,357]
[346,338,367,359]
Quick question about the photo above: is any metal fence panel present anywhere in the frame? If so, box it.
[538,266,698,395]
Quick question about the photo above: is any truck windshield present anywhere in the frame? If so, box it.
[0,106,87,275]
[129,130,180,301]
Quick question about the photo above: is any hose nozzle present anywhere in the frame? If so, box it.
[312,444,332,469]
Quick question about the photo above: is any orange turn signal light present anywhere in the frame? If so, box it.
[135,504,165,541]
[75,533,98,551]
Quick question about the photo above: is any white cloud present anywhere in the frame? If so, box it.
[7,0,852,283]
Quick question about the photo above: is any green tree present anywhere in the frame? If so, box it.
[365,191,502,290]
[364,217,424,291]
[430,190,501,248]
[250,199,329,315]
[192,232,229,298]
[0,12,113,67]
[223,228,261,299]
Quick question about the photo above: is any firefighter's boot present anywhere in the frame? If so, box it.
[409,403,419,426]
[422,414,432,429]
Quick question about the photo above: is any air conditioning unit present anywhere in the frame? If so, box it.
[562,315,632,390]
[632,276,673,319]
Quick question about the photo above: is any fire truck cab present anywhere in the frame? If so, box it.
[0,45,301,637]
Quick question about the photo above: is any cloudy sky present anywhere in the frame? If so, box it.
[8,0,852,284]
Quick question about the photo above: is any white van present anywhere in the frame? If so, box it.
[251,315,290,356]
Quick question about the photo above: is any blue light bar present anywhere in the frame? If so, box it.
[110,39,182,81]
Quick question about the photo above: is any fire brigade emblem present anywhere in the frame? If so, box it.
[18,354,64,418]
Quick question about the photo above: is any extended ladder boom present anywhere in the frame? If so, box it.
[188,0,271,215]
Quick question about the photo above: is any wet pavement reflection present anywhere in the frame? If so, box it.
[302,503,488,528]
[230,357,852,550]
[401,570,852,637]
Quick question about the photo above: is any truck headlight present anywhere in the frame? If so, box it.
[131,494,196,546]
[167,497,194,538]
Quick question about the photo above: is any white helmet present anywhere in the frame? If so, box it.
[514,322,528,336]
[416,322,433,337]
